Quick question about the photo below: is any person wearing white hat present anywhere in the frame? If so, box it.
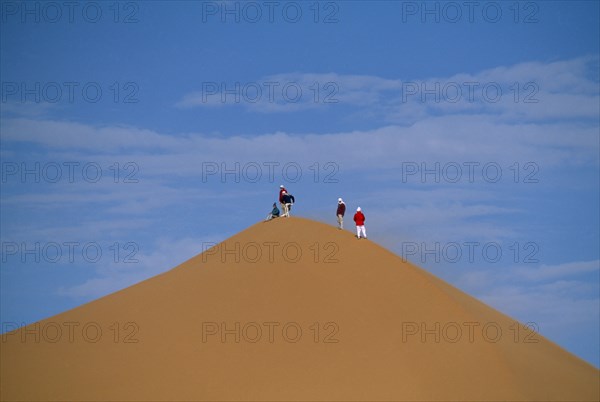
[336,198,346,229]
[353,207,367,239]
[278,185,287,216]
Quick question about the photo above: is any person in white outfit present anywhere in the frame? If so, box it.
[336,198,346,229]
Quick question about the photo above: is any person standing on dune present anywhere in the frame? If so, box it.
[353,207,367,239]
[336,198,346,229]
[279,185,287,215]
[281,192,295,217]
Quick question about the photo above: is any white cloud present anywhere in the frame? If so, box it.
[57,235,222,298]
[515,260,600,282]
[2,115,597,174]
[175,72,403,112]
[449,259,599,364]
[0,101,59,118]
[174,56,600,123]
[0,118,184,152]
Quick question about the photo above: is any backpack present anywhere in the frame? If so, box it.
[283,193,295,205]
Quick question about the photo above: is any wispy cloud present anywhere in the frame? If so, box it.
[175,56,600,124]
[515,260,600,282]
[450,258,599,367]
[2,116,597,174]
[56,235,223,298]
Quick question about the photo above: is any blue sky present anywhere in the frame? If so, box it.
[1,1,599,367]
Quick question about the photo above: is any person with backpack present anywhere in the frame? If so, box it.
[336,198,346,229]
[281,192,295,217]
[353,207,367,239]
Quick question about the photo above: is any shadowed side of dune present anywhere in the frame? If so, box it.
[1,217,598,401]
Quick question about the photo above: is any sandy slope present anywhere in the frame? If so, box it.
[1,217,598,401]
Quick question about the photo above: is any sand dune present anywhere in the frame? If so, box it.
[1,217,598,401]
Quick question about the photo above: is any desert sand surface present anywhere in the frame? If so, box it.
[1,217,598,401]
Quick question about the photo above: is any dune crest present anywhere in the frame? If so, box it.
[1,217,598,401]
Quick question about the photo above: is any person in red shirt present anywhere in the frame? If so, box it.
[353,207,367,239]
[278,185,287,214]
[336,198,346,229]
